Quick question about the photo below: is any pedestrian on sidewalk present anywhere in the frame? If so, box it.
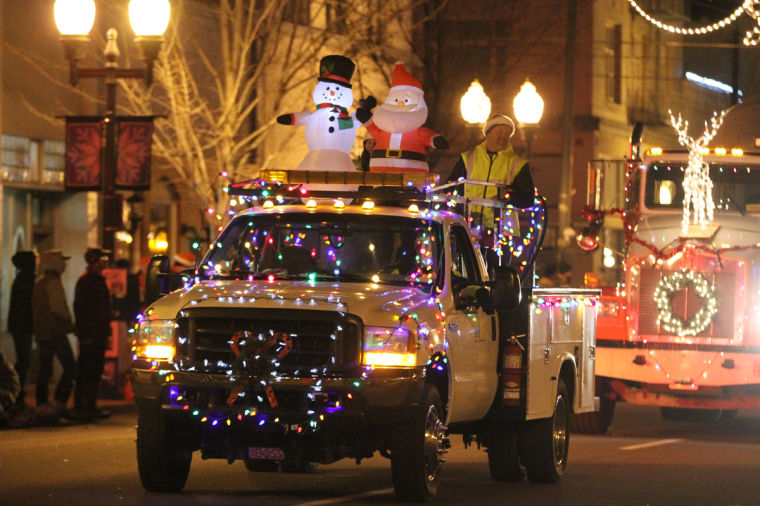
[32,250,76,416]
[72,248,113,420]
[7,251,37,405]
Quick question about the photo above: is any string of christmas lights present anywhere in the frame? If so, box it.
[627,0,760,46]
[652,268,718,336]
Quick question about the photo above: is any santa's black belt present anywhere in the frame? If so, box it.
[372,149,426,161]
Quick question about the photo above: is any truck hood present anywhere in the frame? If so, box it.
[148,279,434,327]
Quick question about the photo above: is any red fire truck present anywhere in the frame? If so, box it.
[574,103,760,433]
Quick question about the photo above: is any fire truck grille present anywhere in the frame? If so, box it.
[638,269,735,339]
[175,308,361,377]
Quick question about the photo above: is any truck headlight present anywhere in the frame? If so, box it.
[363,325,417,367]
[134,319,176,361]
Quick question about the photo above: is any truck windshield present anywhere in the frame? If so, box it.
[645,162,760,213]
[199,212,443,291]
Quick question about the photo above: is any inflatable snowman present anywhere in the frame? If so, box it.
[277,55,375,173]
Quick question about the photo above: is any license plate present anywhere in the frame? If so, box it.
[248,447,285,460]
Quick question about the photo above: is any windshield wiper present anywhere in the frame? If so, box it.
[310,272,374,283]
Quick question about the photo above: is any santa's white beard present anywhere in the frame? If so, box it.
[372,105,428,133]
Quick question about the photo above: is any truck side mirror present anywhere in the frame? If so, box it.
[476,287,495,315]
[492,266,521,310]
[145,255,170,305]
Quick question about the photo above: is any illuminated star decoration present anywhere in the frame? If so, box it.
[668,109,726,233]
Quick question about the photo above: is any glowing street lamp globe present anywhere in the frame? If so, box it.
[54,0,96,36]
[129,0,171,37]
[513,79,544,125]
[460,80,491,125]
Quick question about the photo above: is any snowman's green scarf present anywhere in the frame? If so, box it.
[316,103,354,130]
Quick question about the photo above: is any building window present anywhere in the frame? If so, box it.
[43,140,65,185]
[605,24,622,104]
[1,135,31,182]
[282,0,311,26]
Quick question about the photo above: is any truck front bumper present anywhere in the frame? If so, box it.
[130,366,426,427]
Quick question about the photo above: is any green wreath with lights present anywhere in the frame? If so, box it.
[653,269,718,337]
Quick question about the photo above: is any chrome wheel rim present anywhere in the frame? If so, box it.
[552,393,568,469]
[423,404,446,484]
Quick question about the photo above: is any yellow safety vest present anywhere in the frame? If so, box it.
[463,143,525,230]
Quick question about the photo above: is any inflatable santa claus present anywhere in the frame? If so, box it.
[365,63,448,173]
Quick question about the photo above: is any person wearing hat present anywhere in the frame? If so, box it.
[72,248,113,420]
[358,131,376,172]
[447,113,536,243]
[32,249,76,415]
[7,251,37,405]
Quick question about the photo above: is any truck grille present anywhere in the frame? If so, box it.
[638,269,735,339]
[175,308,361,376]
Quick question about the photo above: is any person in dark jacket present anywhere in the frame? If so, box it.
[7,251,36,405]
[33,249,76,415]
[72,248,113,420]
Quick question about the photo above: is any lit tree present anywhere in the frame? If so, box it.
[116,0,446,230]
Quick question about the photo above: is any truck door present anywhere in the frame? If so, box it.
[446,225,498,422]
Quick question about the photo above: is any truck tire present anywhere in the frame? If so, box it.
[390,384,446,502]
[570,397,615,434]
[136,404,192,492]
[518,379,570,483]
[487,428,525,482]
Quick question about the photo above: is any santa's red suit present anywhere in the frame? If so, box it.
[367,64,446,173]
[366,123,437,173]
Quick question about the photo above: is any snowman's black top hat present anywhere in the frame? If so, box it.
[318,55,355,88]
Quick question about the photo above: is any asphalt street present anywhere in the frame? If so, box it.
[2,402,760,505]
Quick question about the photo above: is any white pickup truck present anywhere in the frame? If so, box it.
[130,171,599,501]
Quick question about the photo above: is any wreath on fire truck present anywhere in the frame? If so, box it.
[653,268,718,337]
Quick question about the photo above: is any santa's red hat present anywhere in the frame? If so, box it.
[390,63,423,94]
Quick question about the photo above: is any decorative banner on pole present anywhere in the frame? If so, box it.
[115,116,154,190]
[64,116,103,191]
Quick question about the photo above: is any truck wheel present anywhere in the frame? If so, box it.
[487,428,525,482]
[390,384,446,502]
[136,404,192,492]
[518,379,570,483]
[243,459,279,472]
[570,397,615,434]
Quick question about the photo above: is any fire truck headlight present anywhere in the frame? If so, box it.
[134,319,176,361]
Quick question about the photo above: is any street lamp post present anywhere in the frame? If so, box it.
[513,79,544,160]
[54,0,170,255]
